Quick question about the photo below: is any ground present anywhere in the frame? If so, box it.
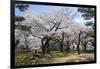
[15,51,95,66]
[53,53,94,63]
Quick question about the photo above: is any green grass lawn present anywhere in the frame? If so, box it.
[15,50,94,66]
[15,50,68,66]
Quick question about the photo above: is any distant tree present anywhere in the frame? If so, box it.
[15,4,29,49]
[78,7,95,47]
[15,16,25,22]
[16,4,29,12]
[78,8,95,28]
[78,8,95,20]
[15,16,30,51]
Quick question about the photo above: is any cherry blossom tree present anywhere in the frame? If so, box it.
[15,8,91,56]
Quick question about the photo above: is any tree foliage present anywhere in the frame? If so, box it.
[16,16,25,22]
[78,8,95,20]
[16,4,29,12]
[78,8,95,28]
[78,7,95,39]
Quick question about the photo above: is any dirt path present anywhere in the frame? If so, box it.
[53,53,94,63]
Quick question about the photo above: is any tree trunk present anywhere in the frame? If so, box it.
[67,39,70,52]
[41,37,51,54]
[83,34,88,51]
[83,42,87,51]
[60,32,64,52]
[60,43,64,52]
[47,42,50,53]
[77,32,81,55]
[24,35,29,55]
[41,38,45,54]
[15,40,19,47]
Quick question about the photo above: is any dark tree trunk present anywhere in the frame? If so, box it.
[77,32,81,55]
[41,37,51,54]
[81,35,87,51]
[60,32,64,52]
[24,36,29,55]
[60,43,64,52]
[66,39,70,52]
[47,42,50,53]
[83,34,88,51]
[77,43,80,55]
[25,37,28,50]
[41,38,45,54]
[15,40,19,47]
[83,42,87,51]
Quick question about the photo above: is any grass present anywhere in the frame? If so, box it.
[15,50,94,66]
[49,51,68,58]
[15,50,69,66]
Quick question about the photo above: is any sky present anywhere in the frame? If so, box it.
[15,4,86,25]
